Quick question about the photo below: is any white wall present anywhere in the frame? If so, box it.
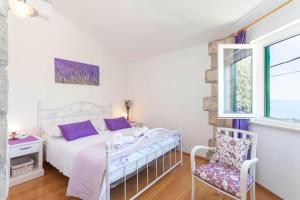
[239,1,300,199]
[249,123,300,200]
[7,12,127,133]
[127,44,212,155]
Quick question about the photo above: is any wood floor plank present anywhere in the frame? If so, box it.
[8,154,282,200]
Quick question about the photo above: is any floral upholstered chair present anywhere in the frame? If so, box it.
[191,127,258,200]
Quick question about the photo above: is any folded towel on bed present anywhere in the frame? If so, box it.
[113,133,123,146]
[133,126,149,137]
[146,131,159,139]
[113,133,135,146]
[67,142,106,200]
[121,135,135,144]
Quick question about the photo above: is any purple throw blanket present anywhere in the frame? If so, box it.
[67,142,106,200]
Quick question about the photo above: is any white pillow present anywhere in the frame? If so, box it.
[45,125,62,137]
[91,119,107,132]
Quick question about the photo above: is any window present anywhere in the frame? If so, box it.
[265,34,300,123]
[218,44,257,118]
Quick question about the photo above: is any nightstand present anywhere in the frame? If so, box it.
[129,121,143,128]
[8,135,44,187]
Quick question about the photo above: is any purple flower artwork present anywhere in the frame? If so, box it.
[55,58,100,86]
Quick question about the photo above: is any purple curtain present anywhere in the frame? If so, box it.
[232,30,249,131]
[232,119,249,130]
[235,30,247,44]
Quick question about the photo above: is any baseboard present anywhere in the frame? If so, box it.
[182,152,209,161]
[256,183,283,200]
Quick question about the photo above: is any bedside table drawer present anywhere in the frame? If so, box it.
[10,143,40,158]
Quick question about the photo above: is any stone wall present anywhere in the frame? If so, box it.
[0,0,8,198]
[203,36,234,158]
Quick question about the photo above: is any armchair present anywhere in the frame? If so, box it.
[191,127,258,200]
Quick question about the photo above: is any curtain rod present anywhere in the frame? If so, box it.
[238,0,293,33]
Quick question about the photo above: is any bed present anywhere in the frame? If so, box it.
[38,102,183,200]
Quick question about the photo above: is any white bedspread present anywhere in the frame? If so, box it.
[44,127,141,177]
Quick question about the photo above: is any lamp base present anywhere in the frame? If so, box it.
[126,108,130,121]
[10,132,18,140]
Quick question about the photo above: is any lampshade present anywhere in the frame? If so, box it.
[121,112,128,119]
[9,0,38,18]
[8,123,21,133]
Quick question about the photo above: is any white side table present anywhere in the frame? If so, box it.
[8,135,44,187]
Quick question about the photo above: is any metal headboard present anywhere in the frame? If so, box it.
[37,101,112,132]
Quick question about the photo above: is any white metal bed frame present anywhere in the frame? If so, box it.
[37,102,183,200]
[106,127,183,200]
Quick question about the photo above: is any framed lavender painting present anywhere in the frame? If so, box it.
[55,58,100,86]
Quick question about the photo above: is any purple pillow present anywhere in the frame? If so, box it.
[58,120,98,141]
[104,117,131,131]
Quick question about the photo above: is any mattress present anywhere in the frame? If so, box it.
[43,127,181,184]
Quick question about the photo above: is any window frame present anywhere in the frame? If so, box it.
[265,46,270,118]
[218,44,258,118]
[250,19,300,129]
[264,34,300,121]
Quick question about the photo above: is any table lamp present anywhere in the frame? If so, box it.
[8,123,21,140]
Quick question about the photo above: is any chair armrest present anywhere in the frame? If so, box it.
[240,158,258,194]
[240,158,258,177]
[190,146,216,171]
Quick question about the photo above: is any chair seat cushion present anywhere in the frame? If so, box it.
[194,163,254,198]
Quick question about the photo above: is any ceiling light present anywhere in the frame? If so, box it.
[9,0,38,18]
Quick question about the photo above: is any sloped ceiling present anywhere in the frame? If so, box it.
[51,0,265,62]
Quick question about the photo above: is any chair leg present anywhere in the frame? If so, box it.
[250,185,256,200]
[241,193,247,200]
[191,176,196,200]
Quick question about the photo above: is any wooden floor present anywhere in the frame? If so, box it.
[8,154,281,200]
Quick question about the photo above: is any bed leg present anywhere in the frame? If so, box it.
[106,142,111,200]
[180,136,183,166]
